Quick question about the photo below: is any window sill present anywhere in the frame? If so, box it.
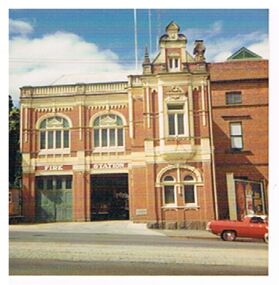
[166,136,190,141]
[93,147,125,153]
[162,205,200,210]
[38,149,70,155]
[225,149,253,155]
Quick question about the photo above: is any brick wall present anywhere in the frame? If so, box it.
[210,60,268,218]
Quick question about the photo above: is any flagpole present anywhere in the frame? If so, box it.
[134,9,138,71]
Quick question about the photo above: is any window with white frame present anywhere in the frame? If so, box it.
[183,175,197,205]
[230,122,243,150]
[167,103,185,136]
[93,114,124,149]
[168,57,180,72]
[163,176,176,206]
[39,117,70,151]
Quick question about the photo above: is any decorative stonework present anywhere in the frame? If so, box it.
[166,86,184,95]
[193,40,206,62]
[46,117,64,129]
[133,94,144,100]
[166,95,187,102]
[89,104,127,110]
[99,115,117,127]
[35,107,73,112]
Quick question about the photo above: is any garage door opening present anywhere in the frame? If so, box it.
[35,175,72,222]
[91,174,129,221]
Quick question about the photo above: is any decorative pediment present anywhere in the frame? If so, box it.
[46,117,64,129]
[166,86,187,101]
[99,115,117,127]
[166,86,184,94]
[166,95,187,102]
[165,21,180,40]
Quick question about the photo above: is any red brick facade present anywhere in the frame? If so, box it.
[19,22,268,228]
[209,60,268,219]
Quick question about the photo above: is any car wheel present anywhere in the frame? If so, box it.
[221,230,236,241]
[264,233,268,243]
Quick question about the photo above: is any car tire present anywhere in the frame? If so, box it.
[264,233,268,243]
[221,230,236,241]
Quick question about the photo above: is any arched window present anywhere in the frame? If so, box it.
[163,175,176,206]
[183,175,197,205]
[39,116,70,151]
[93,114,124,149]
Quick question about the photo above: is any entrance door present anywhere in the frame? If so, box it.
[91,174,129,221]
[35,176,72,222]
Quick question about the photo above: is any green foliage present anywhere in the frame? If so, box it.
[9,95,22,188]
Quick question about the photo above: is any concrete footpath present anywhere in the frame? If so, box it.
[9,220,216,239]
[155,228,217,239]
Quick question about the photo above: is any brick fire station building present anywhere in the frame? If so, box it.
[20,22,268,228]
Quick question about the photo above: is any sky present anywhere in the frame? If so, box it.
[9,9,268,104]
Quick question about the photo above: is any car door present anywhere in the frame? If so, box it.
[246,216,266,238]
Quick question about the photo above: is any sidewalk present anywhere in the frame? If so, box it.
[9,220,217,240]
[154,229,217,240]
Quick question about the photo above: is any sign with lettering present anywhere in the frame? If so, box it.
[91,163,127,169]
[44,165,63,171]
[35,165,72,171]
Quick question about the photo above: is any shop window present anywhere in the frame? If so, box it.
[226,92,242,105]
[167,104,185,136]
[39,116,70,152]
[163,176,176,206]
[235,179,265,217]
[230,122,243,150]
[183,175,197,206]
[93,114,124,150]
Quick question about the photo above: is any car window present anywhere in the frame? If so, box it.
[250,217,264,224]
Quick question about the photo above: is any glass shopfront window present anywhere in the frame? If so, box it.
[235,179,266,219]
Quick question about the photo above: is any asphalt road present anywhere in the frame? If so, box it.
[9,231,268,275]
[10,258,267,275]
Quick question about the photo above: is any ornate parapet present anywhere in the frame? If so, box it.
[128,75,142,87]
[20,81,128,98]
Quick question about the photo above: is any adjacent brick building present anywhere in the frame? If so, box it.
[19,22,268,228]
[209,54,268,220]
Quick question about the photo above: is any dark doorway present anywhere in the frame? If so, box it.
[91,174,129,221]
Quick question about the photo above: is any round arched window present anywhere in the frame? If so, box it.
[39,116,70,150]
[163,176,175,182]
[184,175,194,181]
[93,114,124,148]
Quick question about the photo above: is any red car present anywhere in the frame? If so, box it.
[206,215,268,243]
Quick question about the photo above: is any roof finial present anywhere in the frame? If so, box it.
[142,46,152,75]
[143,46,150,64]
